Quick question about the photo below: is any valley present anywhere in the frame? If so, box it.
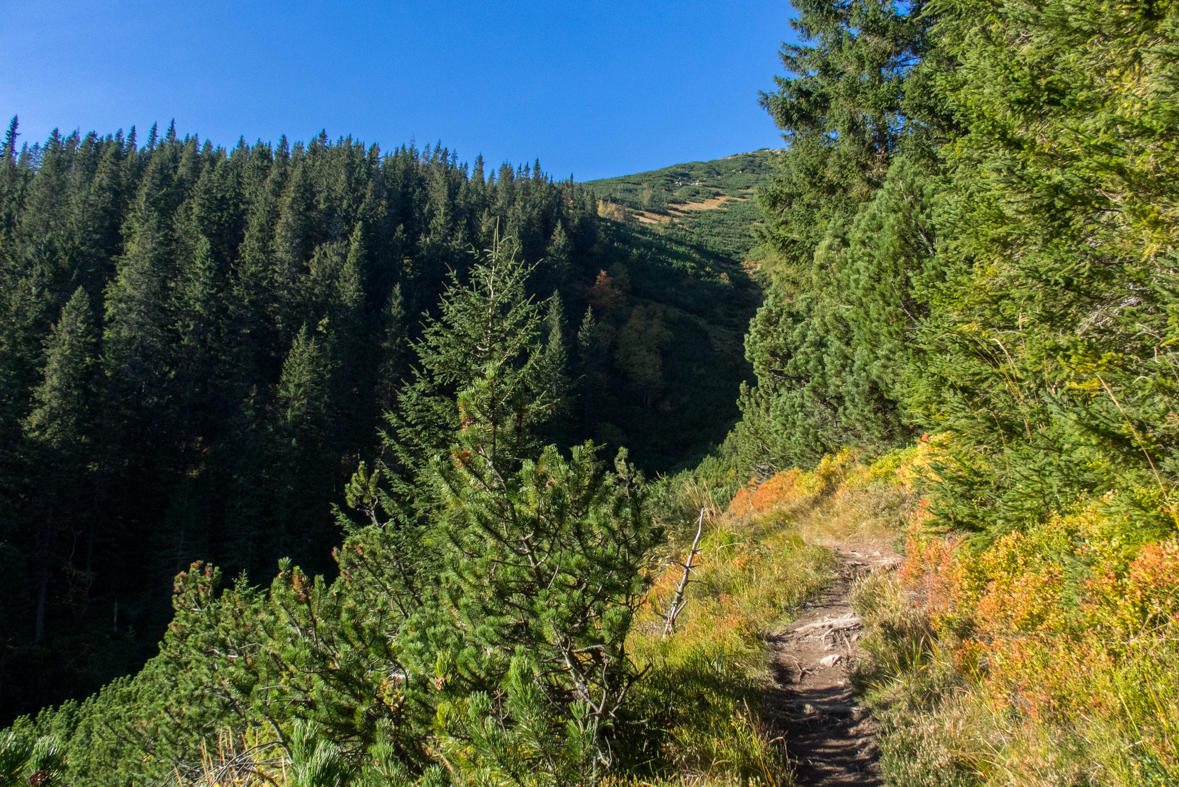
[2,1,1178,785]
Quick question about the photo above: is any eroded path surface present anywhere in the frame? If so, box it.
[765,547,898,786]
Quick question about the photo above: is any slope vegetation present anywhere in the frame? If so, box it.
[0,129,766,724]
[5,0,1179,785]
[584,150,774,262]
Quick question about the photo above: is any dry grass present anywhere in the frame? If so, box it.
[631,194,749,225]
[168,729,286,787]
[627,447,922,786]
[674,196,746,211]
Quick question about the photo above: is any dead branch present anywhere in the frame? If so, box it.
[663,508,705,639]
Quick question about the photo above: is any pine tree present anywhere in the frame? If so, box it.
[430,326,657,786]
[837,156,936,447]
[70,134,130,297]
[24,288,97,450]
[287,721,353,787]
[732,0,941,476]
[0,731,65,787]
[103,142,182,412]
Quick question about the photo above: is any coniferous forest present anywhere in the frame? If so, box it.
[3,1,1179,786]
[0,128,758,726]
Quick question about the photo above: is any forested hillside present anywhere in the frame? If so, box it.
[0,127,760,724]
[708,0,1179,783]
[731,0,1178,532]
[3,0,1179,785]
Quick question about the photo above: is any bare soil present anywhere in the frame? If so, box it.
[764,546,899,786]
[674,195,743,211]
[635,194,748,223]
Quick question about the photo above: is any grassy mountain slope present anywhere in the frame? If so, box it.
[584,150,775,262]
[585,150,775,206]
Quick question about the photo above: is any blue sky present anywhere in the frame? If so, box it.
[1,0,798,181]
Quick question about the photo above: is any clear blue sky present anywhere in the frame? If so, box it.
[1,0,798,181]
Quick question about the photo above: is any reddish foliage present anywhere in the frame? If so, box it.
[725,470,802,517]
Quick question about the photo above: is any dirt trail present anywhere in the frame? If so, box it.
[765,545,899,786]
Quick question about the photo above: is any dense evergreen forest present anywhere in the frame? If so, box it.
[0,129,759,724]
[3,0,1179,785]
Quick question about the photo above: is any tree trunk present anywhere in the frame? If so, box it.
[34,570,48,645]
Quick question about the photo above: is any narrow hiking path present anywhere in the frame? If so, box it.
[765,545,899,786]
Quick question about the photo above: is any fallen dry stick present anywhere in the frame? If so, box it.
[792,616,861,635]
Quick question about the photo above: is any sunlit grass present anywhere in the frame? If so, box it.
[626,447,921,786]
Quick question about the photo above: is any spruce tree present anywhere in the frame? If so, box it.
[576,306,608,431]
[375,283,408,417]
[539,291,571,433]
[23,288,97,450]
[1,117,17,167]
[388,235,551,489]
[757,0,934,270]
[22,288,98,646]
[538,220,572,293]
[270,322,336,561]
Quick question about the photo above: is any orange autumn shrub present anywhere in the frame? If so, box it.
[725,469,803,518]
[724,447,870,521]
[1086,538,1179,635]
[896,495,1179,734]
[898,521,970,629]
[969,526,1075,636]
